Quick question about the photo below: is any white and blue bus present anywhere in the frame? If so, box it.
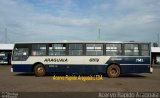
[11,41,152,78]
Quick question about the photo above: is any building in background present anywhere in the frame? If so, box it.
[151,47,160,64]
[0,44,14,64]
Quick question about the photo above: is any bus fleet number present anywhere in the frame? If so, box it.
[89,58,99,62]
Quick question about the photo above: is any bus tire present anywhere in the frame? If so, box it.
[34,64,46,77]
[107,64,120,78]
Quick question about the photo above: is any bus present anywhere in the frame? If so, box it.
[11,41,153,78]
[0,44,13,65]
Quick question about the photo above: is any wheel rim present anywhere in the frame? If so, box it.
[37,67,44,74]
[110,68,117,75]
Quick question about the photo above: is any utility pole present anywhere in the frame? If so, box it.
[158,33,159,47]
[98,28,100,41]
[98,24,101,41]
[5,28,7,44]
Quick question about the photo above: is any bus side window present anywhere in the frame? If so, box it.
[32,44,46,56]
[141,44,149,56]
[106,44,122,56]
[86,44,103,56]
[49,44,66,56]
[69,44,83,56]
[124,44,139,56]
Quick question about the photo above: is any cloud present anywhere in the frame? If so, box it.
[0,0,160,43]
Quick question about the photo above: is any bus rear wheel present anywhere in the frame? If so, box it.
[107,64,120,78]
[34,64,46,77]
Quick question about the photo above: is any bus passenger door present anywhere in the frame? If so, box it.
[12,47,30,72]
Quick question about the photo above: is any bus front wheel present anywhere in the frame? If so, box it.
[34,64,46,77]
[107,64,120,78]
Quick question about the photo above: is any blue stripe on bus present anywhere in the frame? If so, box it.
[120,64,150,73]
[12,64,33,72]
[12,64,150,74]
[45,64,107,74]
[106,57,150,65]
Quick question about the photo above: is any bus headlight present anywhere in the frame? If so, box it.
[11,68,13,72]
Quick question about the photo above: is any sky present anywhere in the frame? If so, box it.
[0,0,160,43]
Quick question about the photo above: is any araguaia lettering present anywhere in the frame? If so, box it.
[44,58,68,62]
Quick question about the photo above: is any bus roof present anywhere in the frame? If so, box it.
[14,41,150,44]
[0,44,14,50]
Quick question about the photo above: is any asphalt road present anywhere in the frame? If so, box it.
[0,65,160,93]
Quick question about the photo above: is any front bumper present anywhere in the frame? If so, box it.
[11,68,13,72]
[150,67,153,73]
